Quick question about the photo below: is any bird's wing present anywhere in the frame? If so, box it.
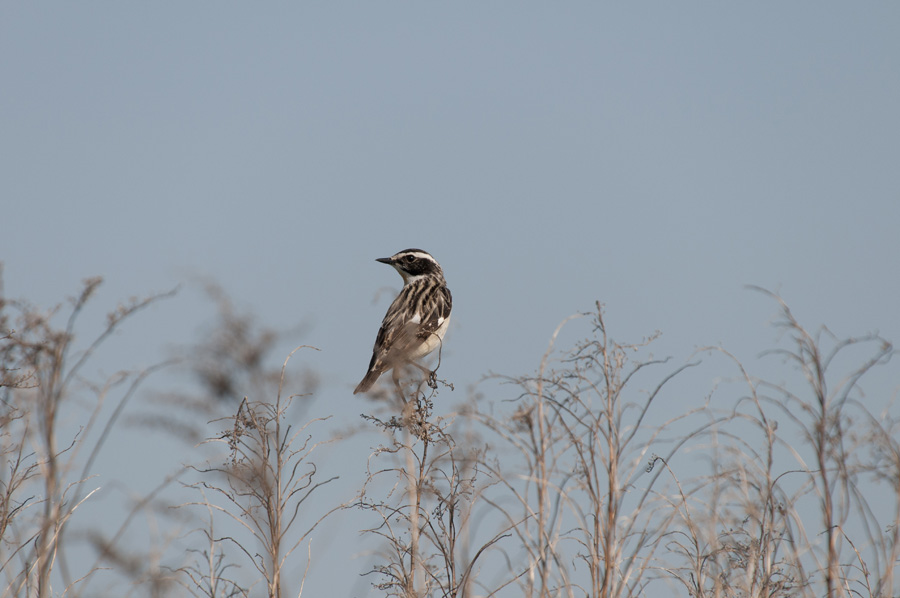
[370,284,452,370]
[415,285,452,341]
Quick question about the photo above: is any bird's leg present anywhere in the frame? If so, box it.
[408,361,437,389]
[391,368,406,400]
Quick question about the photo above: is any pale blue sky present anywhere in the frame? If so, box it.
[2,4,899,596]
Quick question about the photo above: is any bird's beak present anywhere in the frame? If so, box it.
[375,257,393,265]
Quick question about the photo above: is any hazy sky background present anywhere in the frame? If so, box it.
[2,4,899,596]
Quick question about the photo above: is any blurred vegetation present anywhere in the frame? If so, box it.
[1,268,897,597]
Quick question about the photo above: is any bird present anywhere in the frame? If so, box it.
[354,248,452,394]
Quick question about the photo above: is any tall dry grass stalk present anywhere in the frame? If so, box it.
[472,304,714,598]
[4,269,897,598]
[356,367,512,598]
[182,346,337,598]
[0,270,175,597]
[665,289,898,598]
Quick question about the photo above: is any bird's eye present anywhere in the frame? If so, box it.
[405,255,416,263]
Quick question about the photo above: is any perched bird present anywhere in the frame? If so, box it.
[354,249,452,394]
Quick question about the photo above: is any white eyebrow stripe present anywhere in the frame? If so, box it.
[394,251,436,263]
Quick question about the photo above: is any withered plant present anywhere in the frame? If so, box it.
[0,267,175,597]
[356,364,512,598]
[182,346,337,598]
[472,304,713,598]
[665,289,898,598]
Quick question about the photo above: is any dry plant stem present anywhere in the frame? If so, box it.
[75,471,184,598]
[673,289,897,598]
[403,407,423,597]
[524,314,581,597]
[852,405,900,596]
[562,309,701,598]
[186,345,336,598]
[475,304,710,598]
[359,365,509,598]
[751,287,893,598]
[178,489,249,598]
[0,275,176,598]
[681,346,812,598]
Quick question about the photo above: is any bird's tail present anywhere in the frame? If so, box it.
[353,369,382,394]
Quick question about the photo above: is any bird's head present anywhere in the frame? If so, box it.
[377,249,444,285]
